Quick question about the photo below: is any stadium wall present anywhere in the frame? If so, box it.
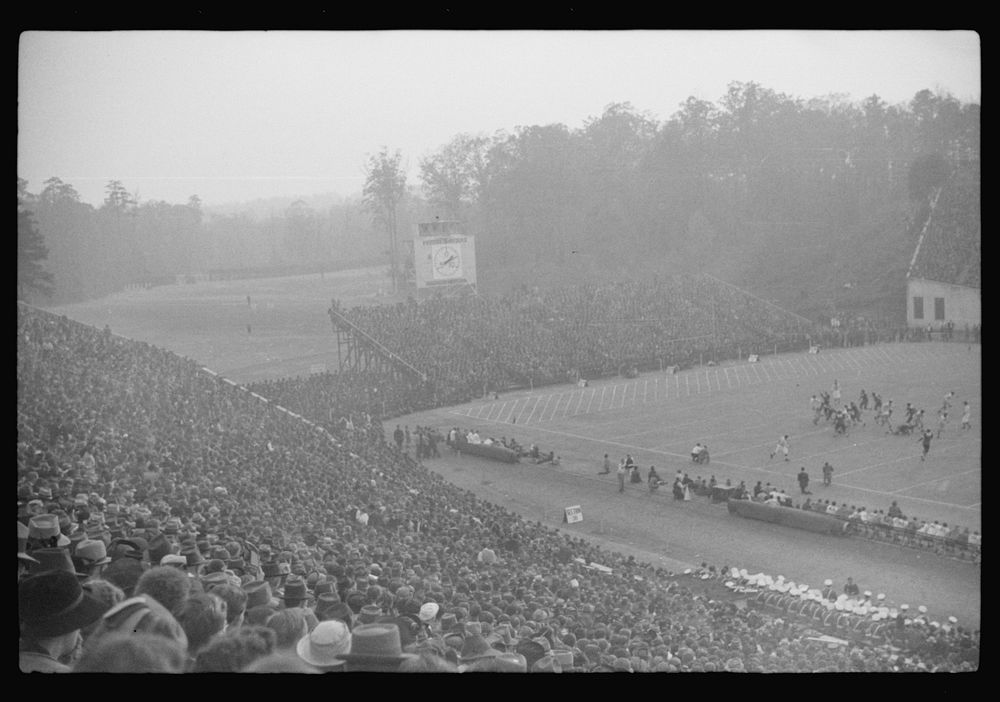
[906,278,981,329]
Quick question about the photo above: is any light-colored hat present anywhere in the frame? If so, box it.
[823,579,833,587]
[418,602,439,623]
[877,593,886,601]
[864,591,872,597]
[160,554,188,567]
[75,539,111,567]
[900,604,909,611]
[917,605,927,614]
[948,616,958,624]
[297,619,350,669]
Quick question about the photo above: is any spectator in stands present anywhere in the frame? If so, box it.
[19,570,109,672]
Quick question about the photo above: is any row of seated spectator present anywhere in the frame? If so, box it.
[332,275,822,404]
[445,428,559,465]
[17,303,978,672]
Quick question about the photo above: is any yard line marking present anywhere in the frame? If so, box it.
[695,370,702,394]
[675,373,680,394]
[643,379,649,404]
[609,385,618,410]
[800,357,817,376]
[598,385,607,411]
[485,401,500,422]
[813,355,829,373]
[524,395,542,425]
[762,361,775,381]
[513,397,530,424]
[724,367,733,389]
[553,393,568,421]
[508,398,524,423]
[494,400,510,422]
[573,388,585,415]
[705,370,712,393]
[585,387,596,414]
[536,394,553,423]
[751,364,763,383]
[474,403,487,419]
[685,373,691,396]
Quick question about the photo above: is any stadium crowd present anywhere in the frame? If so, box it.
[17,303,978,673]
[909,166,981,288]
[332,275,819,405]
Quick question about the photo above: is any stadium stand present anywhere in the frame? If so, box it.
[17,303,978,672]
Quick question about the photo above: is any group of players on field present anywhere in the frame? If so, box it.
[808,381,972,461]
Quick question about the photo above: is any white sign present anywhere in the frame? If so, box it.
[564,505,583,524]
[748,354,759,363]
[809,345,820,354]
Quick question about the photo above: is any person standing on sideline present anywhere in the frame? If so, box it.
[616,460,627,493]
[394,425,404,451]
[822,462,834,487]
[770,435,791,462]
[918,429,934,461]
[843,577,860,597]
[832,379,841,406]
[961,401,972,431]
[797,468,812,495]
[600,453,611,474]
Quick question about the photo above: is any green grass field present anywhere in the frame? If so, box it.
[48,270,981,625]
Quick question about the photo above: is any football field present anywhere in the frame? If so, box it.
[48,272,981,625]
[440,343,981,531]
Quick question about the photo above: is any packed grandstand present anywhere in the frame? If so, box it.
[17,278,979,672]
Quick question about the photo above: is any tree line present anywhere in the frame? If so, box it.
[19,82,979,306]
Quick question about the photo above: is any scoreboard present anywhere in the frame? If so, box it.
[413,220,477,290]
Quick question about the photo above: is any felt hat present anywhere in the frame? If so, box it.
[28,514,61,541]
[30,547,81,576]
[459,633,503,663]
[243,580,279,609]
[19,569,109,638]
[359,604,383,624]
[160,554,188,568]
[279,576,310,603]
[335,623,418,667]
[18,521,39,564]
[74,539,112,568]
[296,619,351,669]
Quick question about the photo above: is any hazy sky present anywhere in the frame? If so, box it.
[18,30,980,208]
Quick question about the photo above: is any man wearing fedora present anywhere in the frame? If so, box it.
[296,619,351,671]
[20,569,110,672]
[336,622,418,672]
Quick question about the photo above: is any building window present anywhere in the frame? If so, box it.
[913,296,924,320]
[934,297,945,321]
